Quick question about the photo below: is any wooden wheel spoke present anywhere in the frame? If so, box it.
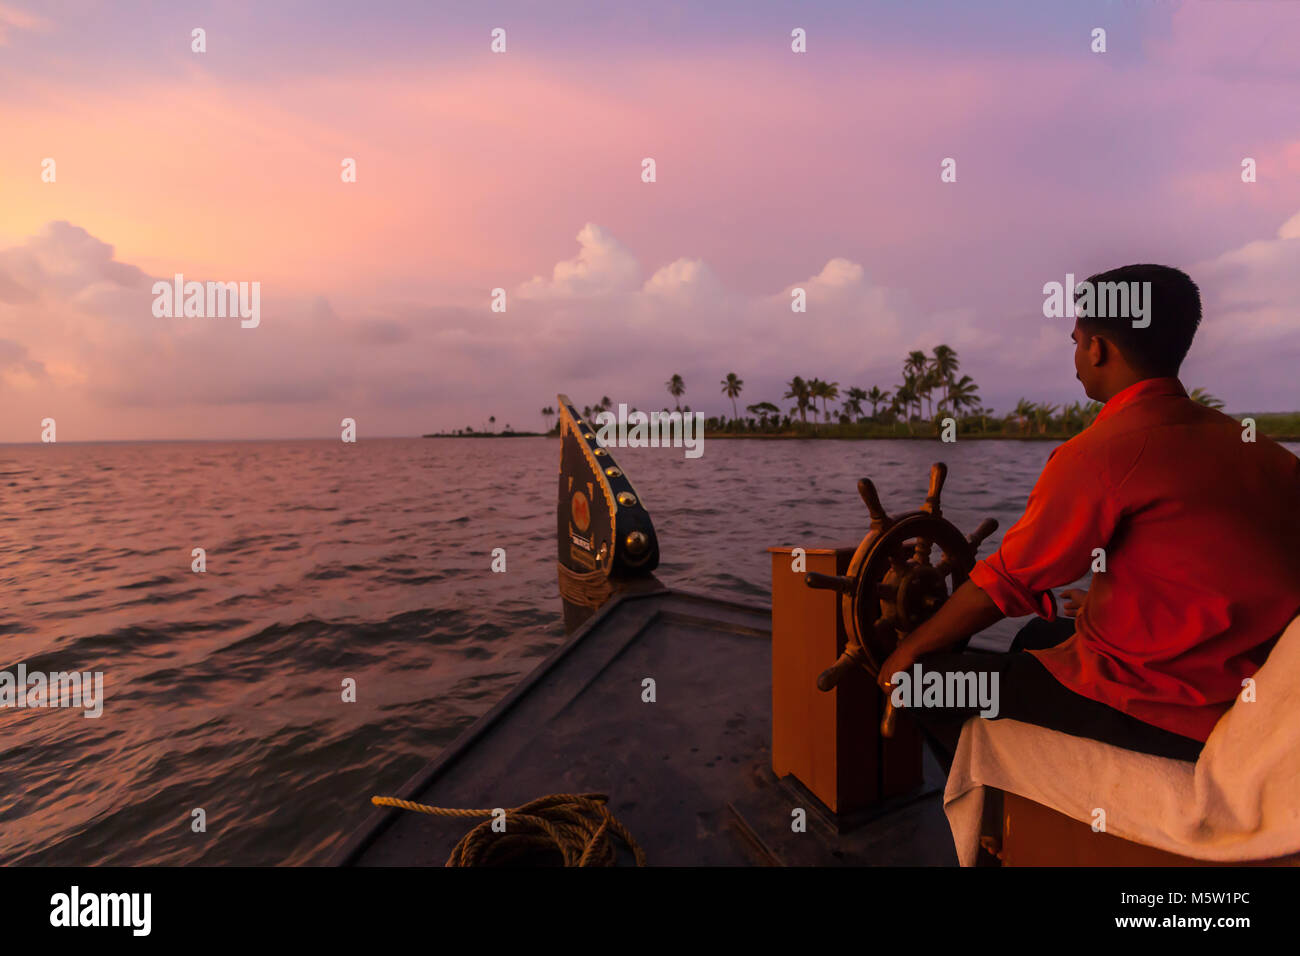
[858,478,891,532]
[803,463,999,691]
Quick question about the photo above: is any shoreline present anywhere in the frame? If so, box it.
[422,430,1300,442]
[421,431,545,438]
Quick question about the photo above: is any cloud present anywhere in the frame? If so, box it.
[0,216,907,434]
[642,258,724,307]
[1278,211,1300,241]
[508,224,910,412]
[517,223,640,300]
[0,337,46,385]
[0,3,49,46]
[5,211,1299,441]
[1190,209,1300,357]
[0,221,150,300]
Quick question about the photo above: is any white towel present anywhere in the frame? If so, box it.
[943,615,1300,865]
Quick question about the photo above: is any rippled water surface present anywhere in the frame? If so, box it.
[3,437,1294,864]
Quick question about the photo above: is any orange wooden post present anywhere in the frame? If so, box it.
[770,545,922,816]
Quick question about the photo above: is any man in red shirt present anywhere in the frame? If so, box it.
[882,264,1300,768]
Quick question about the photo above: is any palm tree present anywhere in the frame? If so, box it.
[666,374,685,410]
[866,386,891,420]
[807,379,839,423]
[904,351,928,418]
[898,373,922,422]
[599,396,612,411]
[488,415,496,433]
[1012,398,1037,434]
[540,406,554,432]
[747,401,779,429]
[1189,387,1225,410]
[930,345,960,415]
[783,376,812,423]
[822,380,840,422]
[893,381,918,434]
[1034,403,1058,435]
[807,378,825,424]
[843,386,867,422]
[721,373,744,420]
[946,375,980,418]
[921,368,945,420]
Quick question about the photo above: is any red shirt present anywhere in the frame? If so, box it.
[969,377,1300,742]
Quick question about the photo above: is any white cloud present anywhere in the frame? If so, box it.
[12,212,1294,439]
[517,223,640,299]
[641,257,724,306]
[1278,210,1300,241]
[1191,208,1300,350]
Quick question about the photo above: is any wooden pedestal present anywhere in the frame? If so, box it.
[769,545,923,818]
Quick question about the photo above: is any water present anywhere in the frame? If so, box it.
[3,437,1293,864]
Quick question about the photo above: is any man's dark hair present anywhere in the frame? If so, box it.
[1074,264,1201,377]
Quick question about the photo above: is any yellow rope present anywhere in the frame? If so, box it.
[370,792,647,867]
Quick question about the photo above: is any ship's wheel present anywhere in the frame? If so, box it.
[804,463,997,735]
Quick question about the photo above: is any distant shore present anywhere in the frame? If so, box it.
[422,431,545,438]
[421,431,1300,441]
[423,413,1300,443]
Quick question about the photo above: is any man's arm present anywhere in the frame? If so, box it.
[876,579,1003,690]
[876,439,1123,691]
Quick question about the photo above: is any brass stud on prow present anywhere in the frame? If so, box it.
[616,491,638,507]
[605,467,623,478]
[625,531,649,555]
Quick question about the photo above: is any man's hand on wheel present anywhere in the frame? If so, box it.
[877,644,917,692]
[874,579,1007,691]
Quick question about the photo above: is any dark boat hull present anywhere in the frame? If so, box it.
[333,587,952,866]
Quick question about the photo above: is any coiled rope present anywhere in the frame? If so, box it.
[370,792,647,867]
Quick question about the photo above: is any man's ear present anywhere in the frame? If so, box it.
[1088,334,1108,368]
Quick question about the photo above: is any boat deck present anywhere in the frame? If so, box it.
[335,589,956,866]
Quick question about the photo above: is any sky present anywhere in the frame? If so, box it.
[1,0,1298,441]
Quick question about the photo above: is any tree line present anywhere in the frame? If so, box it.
[538,346,1226,438]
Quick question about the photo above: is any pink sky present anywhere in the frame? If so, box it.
[1,1,1299,441]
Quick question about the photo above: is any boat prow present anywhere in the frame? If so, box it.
[553,393,661,631]
[333,397,953,866]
